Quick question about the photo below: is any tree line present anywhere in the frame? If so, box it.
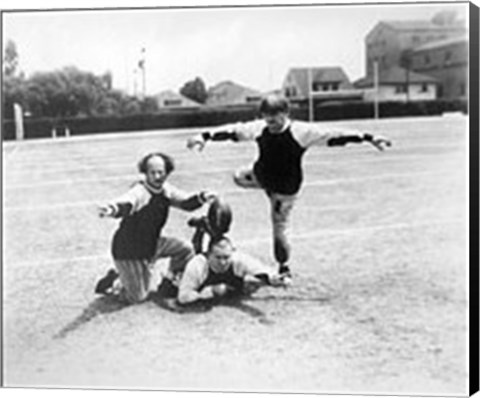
[2,39,209,120]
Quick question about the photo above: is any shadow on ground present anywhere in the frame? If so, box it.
[54,295,129,339]
[55,282,334,339]
[150,288,276,324]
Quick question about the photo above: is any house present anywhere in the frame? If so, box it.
[155,90,202,109]
[205,81,263,106]
[282,67,359,102]
[365,12,466,77]
[410,35,467,99]
[354,66,437,102]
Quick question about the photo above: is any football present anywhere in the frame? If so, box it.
[207,197,233,237]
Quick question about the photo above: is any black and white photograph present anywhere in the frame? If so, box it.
[2,0,477,396]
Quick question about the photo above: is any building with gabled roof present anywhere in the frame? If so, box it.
[155,90,202,109]
[205,81,263,106]
[282,67,361,102]
[354,65,437,102]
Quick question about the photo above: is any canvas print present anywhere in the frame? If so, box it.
[2,1,472,395]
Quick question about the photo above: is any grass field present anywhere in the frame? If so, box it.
[2,115,468,394]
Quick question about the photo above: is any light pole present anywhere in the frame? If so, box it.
[138,47,146,100]
[373,60,379,119]
[308,67,314,122]
[133,68,138,97]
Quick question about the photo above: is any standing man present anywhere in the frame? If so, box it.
[187,94,391,280]
[177,236,288,305]
[97,152,215,304]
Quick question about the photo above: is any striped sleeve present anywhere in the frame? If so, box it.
[210,119,265,142]
[292,121,365,148]
[108,183,148,217]
[162,182,205,211]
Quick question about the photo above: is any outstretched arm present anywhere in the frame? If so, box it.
[186,130,239,151]
[326,132,392,151]
[97,183,144,218]
[234,252,290,288]
[293,122,392,151]
[187,120,264,151]
[164,182,216,211]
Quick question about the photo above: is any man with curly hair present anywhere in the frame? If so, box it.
[96,152,215,304]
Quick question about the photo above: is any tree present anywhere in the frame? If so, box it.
[3,39,27,118]
[432,10,457,26]
[22,66,119,117]
[180,77,208,104]
[3,60,154,119]
[3,39,19,78]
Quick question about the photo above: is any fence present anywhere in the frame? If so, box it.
[2,99,468,141]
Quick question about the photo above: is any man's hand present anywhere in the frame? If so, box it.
[367,134,392,151]
[268,273,292,288]
[187,134,207,151]
[98,204,114,218]
[202,191,218,203]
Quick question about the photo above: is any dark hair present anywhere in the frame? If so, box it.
[259,94,290,115]
[207,235,233,253]
[138,152,175,175]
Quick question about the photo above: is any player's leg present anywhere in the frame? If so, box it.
[114,258,154,304]
[268,192,297,277]
[233,166,262,189]
[154,236,195,281]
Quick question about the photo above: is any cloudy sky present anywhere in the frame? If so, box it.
[2,0,468,96]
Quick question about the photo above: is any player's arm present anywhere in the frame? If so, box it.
[186,120,263,151]
[234,252,288,288]
[294,122,391,151]
[326,131,391,151]
[164,182,216,211]
[177,257,222,304]
[97,184,144,218]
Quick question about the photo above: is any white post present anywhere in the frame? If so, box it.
[13,103,24,140]
[308,67,314,122]
[139,47,146,100]
[133,69,138,98]
[373,60,379,120]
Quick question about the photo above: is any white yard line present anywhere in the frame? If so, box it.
[3,149,463,177]
[4,152,461,190]
[4,170,448,210]
[3,200,100,211]
[3,140,464,169]
[5,216,464,268]
[1,126,200,148]
[241,217,465,246]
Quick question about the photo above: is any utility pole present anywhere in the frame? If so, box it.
[133,68,138,97]
[308,67,314,122]
[138,47,146,100]
[373,60,379,120]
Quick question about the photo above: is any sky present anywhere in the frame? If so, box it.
[2,0,469,96]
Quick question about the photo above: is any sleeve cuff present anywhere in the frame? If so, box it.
[108,204,118,216]
[198,191,208,204]
[363,133,374,142]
